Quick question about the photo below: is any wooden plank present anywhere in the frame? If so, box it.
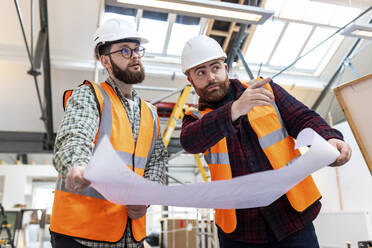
[334,74,372,175]
[209,30,229,37]
[335,73,372,91]
[205,19,215,36]
[222,22,235,51]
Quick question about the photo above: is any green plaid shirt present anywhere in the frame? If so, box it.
[53,77,167,248]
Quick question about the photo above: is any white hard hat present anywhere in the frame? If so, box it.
[181,35,227,74]
[93,18,148,60]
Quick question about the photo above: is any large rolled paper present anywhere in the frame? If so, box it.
[84,128,339,209]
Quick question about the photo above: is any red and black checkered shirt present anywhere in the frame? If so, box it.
[181,79,343,243]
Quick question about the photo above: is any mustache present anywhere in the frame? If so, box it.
[110,59,145,85]
[128,61,141,66]
[206,81,218,89]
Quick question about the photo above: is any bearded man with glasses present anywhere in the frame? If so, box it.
[49,19,167,248]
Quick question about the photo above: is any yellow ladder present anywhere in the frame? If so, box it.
[162,85,208,182]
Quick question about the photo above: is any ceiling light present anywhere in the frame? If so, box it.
[116,0,274,24]
[342,23,372,39]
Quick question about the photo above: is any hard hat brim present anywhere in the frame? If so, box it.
[104,36,149,45]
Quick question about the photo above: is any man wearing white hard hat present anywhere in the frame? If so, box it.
[49,19,167,248]
[180,35,351,247]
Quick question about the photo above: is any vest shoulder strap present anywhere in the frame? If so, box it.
[184,106,200,119]
[63,80,102,116]
[142,100,160,140]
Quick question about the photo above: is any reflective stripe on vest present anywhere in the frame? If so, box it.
[184,81,321,234]
[50,81,159,242]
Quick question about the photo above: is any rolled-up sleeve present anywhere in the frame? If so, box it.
[144,135,167,184]
[53,85,99,178]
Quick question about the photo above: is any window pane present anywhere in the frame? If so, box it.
[167,19,201,56]
[279,0,310,20]
[270,22,312,66]
[264,0,286,17]
[102,12,136,26]
[330,6,361,27]
[303,2,334,25]
[176,15,200,25]
[295,27,336,70]
[142,10,168,21]
[244,20,285,64]
[105,5,137,17]
[139,15,169,54]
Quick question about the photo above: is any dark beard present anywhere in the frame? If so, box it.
[201,75,230,102]
[110,57,145,84]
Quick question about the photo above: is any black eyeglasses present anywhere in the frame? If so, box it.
[105,46,145,58]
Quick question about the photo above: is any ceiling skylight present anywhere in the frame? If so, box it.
[139,11,169,54]
[279,0,310,20]
[103,0,362,76]
[104,6,203,57]
[295,27,339,70]
[270,22,313,66]
[167,15,201,56]
[103,6,136,26]
[244,0,362,75]
[245,20,285,64]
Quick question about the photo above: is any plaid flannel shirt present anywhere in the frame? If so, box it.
[53,78,167,248]
[181,79,343,243]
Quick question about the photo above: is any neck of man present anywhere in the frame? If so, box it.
[111,76,133,100]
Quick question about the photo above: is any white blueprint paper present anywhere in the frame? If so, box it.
[84,128,340,209]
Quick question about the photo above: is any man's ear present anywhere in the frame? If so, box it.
[186,75,194,87]
[187,75,191,83]
[224,63,228,71]
[100,55,111,71]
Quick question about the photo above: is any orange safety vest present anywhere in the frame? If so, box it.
[185,81,321,234]
[50,80,160,242]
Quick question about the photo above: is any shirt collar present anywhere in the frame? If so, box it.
[105,77,140,104]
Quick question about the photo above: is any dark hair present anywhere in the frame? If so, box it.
[98,43,112,57]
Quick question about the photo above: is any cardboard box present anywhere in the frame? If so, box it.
[161,218,196,248]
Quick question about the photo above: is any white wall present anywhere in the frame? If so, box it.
[313,121,372,212]
[313,121,372,247]
[314,211,372,248]
[0,60,95,133]
[0,165,57,209]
